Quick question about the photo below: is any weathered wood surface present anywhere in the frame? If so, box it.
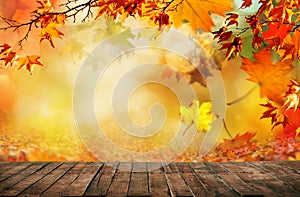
[0,161,299,196]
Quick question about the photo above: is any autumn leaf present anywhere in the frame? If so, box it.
[0,51,16,67]
[220,36,242,60]
[283,80,300,111]
[225,13,239,27]
[212,27,232,43]
[240,0,252,8]
[17,55,43,74]
[0,44,12,56]
[180,100,214,133]
[241,49,293,103]
[170,0,232,32]
[280,29,300,60]
[216,131,256,152]
[39,22,64,48]
[262,23,293,49]
[36,0,53,14]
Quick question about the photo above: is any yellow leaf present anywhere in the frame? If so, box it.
[180,100,214,133]
[170,0,233,32]
[296,127,300,139]
[17,55,43,74]
[198,101,213,132]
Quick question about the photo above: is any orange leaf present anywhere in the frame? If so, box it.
[216,131,256,152]
[170,0,232,32]
[0,44,12,56]
[0,51,16,67]
[220,37,242,60]
[39,22,64,48]
[262,23,293,48]
[241,49,293,103]
[17,55,43,74]
[280,29,300,60]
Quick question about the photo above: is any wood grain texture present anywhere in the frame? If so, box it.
[0,161,299,196]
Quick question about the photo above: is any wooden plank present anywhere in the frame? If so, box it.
[221,162,278,196]
[190,162,238,196]
[163,163,193,197]
[280,161,300,173]
[0,163,61,196]
[148,163,163,173]
[19,163,74,196]
[176,163,210,196]
[42,163,87,197]
[84,163,118,196]
[239,162,298,195]
[106,163,132,197]
[148,163,169,197]
[0,163,32,182]
[210,162,264,196]
[253,162,300,192]
[0,163,19,174]
[61,163,102,197]
[127,163,149,196]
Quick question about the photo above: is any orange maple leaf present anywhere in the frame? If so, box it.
[280,29,300,60]
[17,55,43,74]
[170,0,232,32]
[216,131,256,152]
[0,51,16,67]
[39,22,64,48]
[241,49,293,103]
[262,23,293,49]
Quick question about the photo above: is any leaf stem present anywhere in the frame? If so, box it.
[227,85,258,106]
[182,122,193,136]
[223,119,234,140]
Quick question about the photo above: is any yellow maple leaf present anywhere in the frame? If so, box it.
[170,0,232,32]
[241,49,293,104]
[180,100,214,133]
[17,55,43,74]
[39,22,64,48]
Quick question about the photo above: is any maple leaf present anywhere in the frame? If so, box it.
[240,0,252,8]
[225,13,239,27]
[0,51,17,67]
[170,0,232,32]
[220,36,242,60]
[180,100,214,133]
[36,0,53,14]
[212,27,232,43]
[262,23,293,49]
[17,55,43,74]
[39,22,64,48]
[216,131,256,152]
[241,49,293,103]
[280,29,300,60]
[283,80,300,111]
[0,44,12,56]
[260,101,290,129]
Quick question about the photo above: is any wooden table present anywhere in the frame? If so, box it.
[0,161,299,196]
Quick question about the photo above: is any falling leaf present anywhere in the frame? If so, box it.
[17,55,43,74]
[240,0,252,8]
[170,0,232,32]
[241,49,293,103]
[39,22,64,48]
[180,100,214,133]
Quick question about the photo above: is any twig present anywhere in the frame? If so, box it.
[223,119,234,140]
[227,85,258,106]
